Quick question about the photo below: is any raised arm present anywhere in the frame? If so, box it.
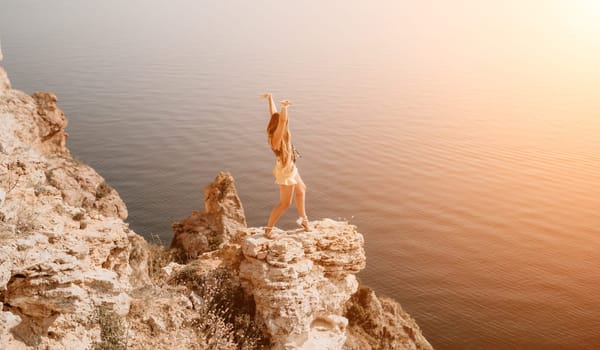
[260,93,278,117]
[270,104,288,150]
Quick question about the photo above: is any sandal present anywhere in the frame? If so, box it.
[296,216,310,232]
[264,226,278,239]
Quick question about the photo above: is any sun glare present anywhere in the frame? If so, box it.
[567,0,600,39]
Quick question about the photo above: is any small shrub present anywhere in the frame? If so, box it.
[95,181,113,199]
[3,161,26,195]
[192,312,236,350]
[207,234,224,251]
[32,181,52,197]
[88,306,128,350]
[147,234,182,281]
[174,267,269,349]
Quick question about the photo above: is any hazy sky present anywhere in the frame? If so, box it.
[2,1,599,61]
[2,0,599,100]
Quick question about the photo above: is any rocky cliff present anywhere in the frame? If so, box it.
[0,49,147,349]
[0,49,432,350]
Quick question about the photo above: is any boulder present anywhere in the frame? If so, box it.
[170,171,247,260]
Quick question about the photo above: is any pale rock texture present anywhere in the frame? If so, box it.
[344,285,433,350]
[171,171,247,260]
[0,53,143,349]
[31,92,69,156]
[239,220,366,350]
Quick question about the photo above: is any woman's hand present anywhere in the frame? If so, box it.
[260,93,272,99]
[280,100,292,107]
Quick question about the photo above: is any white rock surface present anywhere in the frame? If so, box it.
[240,219,366,350]
[0,53,143,349]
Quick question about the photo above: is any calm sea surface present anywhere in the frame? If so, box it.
[2,1,600,349]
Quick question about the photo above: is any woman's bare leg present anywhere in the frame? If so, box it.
[265,184,295,236]
[294,174,307,219]
[294,173,309,231]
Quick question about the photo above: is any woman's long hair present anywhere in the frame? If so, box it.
[267,113,293,168]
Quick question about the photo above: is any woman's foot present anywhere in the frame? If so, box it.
[260,93,272,99]
[296,216,310,231]
[264,226,278,239]
[280,100,292,107]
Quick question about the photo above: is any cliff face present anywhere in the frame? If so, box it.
[0,51,432,350]
[0,51,147,349]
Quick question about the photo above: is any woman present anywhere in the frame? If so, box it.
[260,92,310,238]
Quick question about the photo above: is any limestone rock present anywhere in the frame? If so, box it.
[128,233,152,287]
[31,92,69,156]
[0,65,146,349]
[239,219,366,350]
[44,158,128,220]
[0,306,22,348]
[204,171,247,235]
[343,285,433,350]
[170,171,247,260]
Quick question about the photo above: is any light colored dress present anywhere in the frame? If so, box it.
[272,144,300,185]
[273,159,298,185]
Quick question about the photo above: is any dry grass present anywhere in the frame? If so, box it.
[2,161,26,195]
[136,235,268,348]
[88,306,128,350]
[174,267,269,350]
[146,234,183,281]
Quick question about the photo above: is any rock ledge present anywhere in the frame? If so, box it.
[240,220,366,349]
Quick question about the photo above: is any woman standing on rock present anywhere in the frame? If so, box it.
[260,93,310,238]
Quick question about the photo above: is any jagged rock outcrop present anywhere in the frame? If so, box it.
[344,286,433,350]
[171,171,247,260]
[31,92,69,156]
[240,221,366,349]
